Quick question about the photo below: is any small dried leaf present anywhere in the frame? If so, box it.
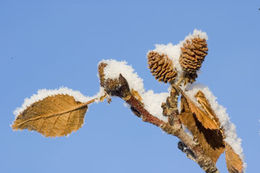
[225,144,244,173]
[12,94,89,137]
[182,91,219,130]
[195,91,221,128]
[179,96,225,163]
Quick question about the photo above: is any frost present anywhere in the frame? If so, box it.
[14,87,105,117]
[185,83,244,161]
[99,59,169,122]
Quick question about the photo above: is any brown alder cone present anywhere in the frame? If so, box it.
[179,37,208,83]
[147,51,177,83]
[179,95,225,163]
[225,144,244,173]
[12,94,89,137]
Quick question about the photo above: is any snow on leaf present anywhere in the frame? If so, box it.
[14,87,94,117]
[179,95,225,163]
[185,83,245,164]
[12,94,91,137]
[181,90,220,130]
[12,87,106,137]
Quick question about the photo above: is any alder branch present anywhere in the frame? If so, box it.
[98,67,219,173]
[12,31,245,173]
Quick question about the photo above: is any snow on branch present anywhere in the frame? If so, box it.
[142,91,169,122]
[99,59,169,122]
[100,59,145,94]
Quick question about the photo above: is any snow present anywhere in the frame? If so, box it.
[100,59,145,94]
[183,29,208,42]
[99,59,169,122]
[142,90,169,122]
[184,83,244,162]
[13,87,105,117]
[151,29,208,82]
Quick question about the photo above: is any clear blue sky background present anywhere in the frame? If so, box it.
[0,0,259,172]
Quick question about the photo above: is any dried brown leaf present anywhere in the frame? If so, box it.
[225,144,244,173]
[182,91,219,130]
[179,96,225,163]
[195,91,221,128]
[12,94,90,137]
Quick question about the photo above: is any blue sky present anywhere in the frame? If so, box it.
[0,0,259,172]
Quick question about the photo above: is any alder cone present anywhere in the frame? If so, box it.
[147,51,177,83]
[12,94,88,137]
[179,37,208,82]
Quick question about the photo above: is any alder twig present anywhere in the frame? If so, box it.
[98,68,220,173]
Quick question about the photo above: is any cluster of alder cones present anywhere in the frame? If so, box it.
[147,37,208,84]
[147,35,244,173]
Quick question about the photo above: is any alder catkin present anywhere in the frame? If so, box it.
[147,51,177,83]
[179,37,208,82]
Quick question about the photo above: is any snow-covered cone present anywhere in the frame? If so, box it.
[147,51,177,83]
[179,37,208,82]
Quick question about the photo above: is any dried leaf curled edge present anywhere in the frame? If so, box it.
[179,96,225,163]
[12,94,94,137]
[181,89,219,130]
[225,144,244,173]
